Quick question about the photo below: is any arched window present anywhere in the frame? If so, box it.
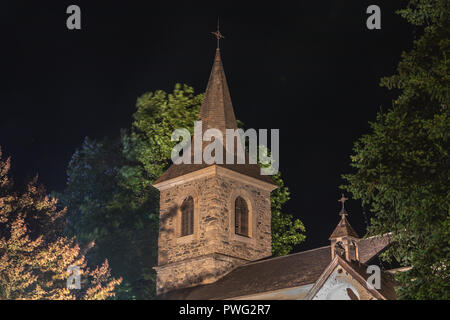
[235,196,249,237]
[181,196,194,237]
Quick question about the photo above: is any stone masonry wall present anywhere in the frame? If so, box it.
[156,172,272,293]
[155,254,246,294]
[214,175,272,260]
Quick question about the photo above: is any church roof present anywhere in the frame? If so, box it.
[358,233,392,263]
[341,257,398,300]
[156,234,391,300]
[154,159,275,186]
[329,213,359,240]
[154,49,275,186]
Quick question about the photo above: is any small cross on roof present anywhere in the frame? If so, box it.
[338,193,348,215]
[211,17,225,49]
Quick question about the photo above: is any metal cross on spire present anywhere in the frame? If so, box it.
[211,17,225,49]
[338,193,348,216]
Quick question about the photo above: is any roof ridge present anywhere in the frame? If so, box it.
[362,232,392,240]
[235,245,331,268]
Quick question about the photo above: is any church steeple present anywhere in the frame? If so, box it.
[329,194,360,261]
[153,28,276,296]
[329,194,359,240]
[199,29,237,134]
[153,25,275,186]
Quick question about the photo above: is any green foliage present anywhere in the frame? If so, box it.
[122,83,203,183]
[256,145,306,256]
[342,0,449,299]
[58,137,158,299]
[270,171,306,256]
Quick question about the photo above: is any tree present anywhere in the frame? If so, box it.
[0,148,121,300]
[121,83,204,184]
[342,0,449,299]
[58,137,158,300]
[270,171,306,256]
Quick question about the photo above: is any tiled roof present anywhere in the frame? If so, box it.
[157,234,391,300]
[343,258,398,300]
[157,246,331,300]
[358,233,392,263]
[154,160,275,186]
[198,49,237,133]
[329,214,359,239]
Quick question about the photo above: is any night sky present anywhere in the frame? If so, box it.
[1,1,413,251]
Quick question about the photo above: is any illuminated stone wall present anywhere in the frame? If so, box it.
[155,170,272,294]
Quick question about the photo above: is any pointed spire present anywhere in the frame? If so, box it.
[153,27,277,187]
[329,194,359,240]
[198,39,237,134]
[329,214,359,240]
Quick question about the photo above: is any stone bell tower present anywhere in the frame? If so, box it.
[153,30,277,295]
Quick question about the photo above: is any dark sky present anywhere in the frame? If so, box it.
[0,1,413,251]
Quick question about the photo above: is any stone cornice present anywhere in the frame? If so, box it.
[153,252,250,271]
[153,165,277,192]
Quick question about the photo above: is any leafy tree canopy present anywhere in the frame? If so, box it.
[57,137,158,300]
[0,149,121,300]
[342,0,449,299]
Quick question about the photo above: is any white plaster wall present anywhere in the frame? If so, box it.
[312,268,361,300]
